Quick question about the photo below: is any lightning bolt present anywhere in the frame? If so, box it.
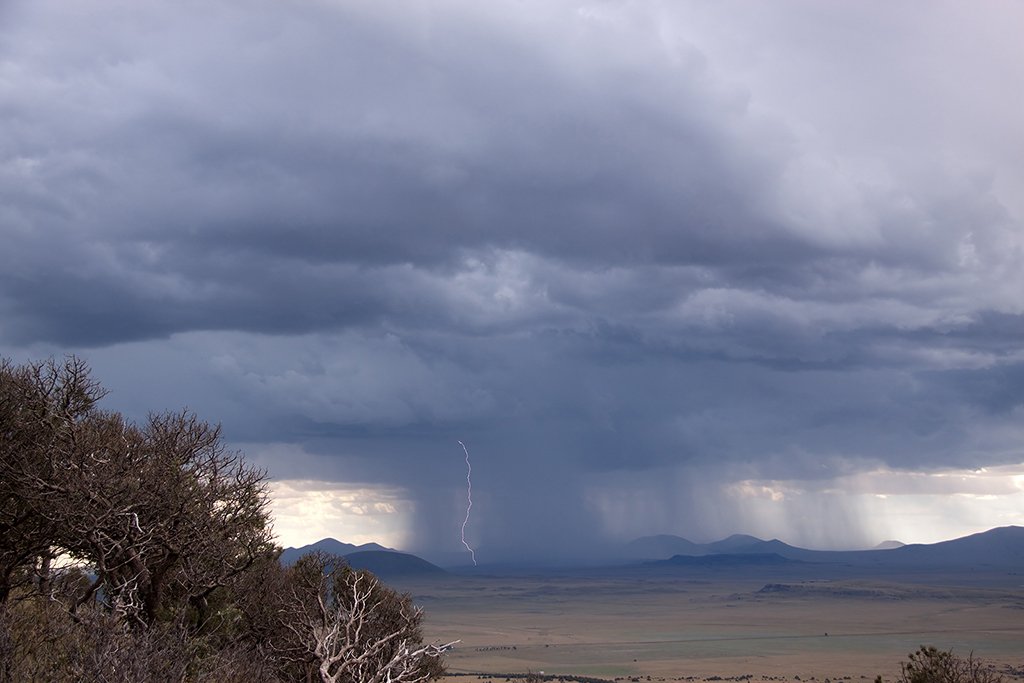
[458,440,477,566]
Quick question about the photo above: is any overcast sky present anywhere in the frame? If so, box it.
[2,0,1023,562]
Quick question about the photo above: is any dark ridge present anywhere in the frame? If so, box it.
[758,583,892,598]
[756,581,1024,600]
[701,534,765,552]
[647,552,796,568]
[626,534,711,559]
[343,550,447,578]
[720,525,1024,567]
[886,525,1024,566]
[279,538,393,566]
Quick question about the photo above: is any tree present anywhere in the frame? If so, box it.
[877,646,1004,683]
[50,410,275,627]
[0,357,276,627]
[235,550,455,683]
[0,356,455,682]
[0,356,103,603]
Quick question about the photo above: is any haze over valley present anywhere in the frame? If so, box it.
[284,526,1024,681]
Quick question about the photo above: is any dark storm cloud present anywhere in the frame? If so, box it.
[0,0,833,344]
[2,0,1023,555]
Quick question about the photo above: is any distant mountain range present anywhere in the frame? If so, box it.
[624,533,765,559]
[279,538,446,578]
[280,525,1024,575]
[625,525,1024,569]
[279,538,393,566]
[342,550,447,577]
[646,552,795,568]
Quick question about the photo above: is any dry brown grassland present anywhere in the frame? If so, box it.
[390,573,1024,683]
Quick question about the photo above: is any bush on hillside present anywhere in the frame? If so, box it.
[0,356,451,683]
[876,646,1004,683]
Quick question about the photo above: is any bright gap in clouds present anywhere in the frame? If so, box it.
[725,464,1024,547]
[588,462,1024,551]
[268,480,414,550]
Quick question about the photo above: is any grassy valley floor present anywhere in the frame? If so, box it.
[390,571,1024,683]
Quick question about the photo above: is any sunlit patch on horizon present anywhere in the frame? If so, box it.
[724,464,1024,548]
[587,462,1024,551]
[268,479,414,550]
[734,463,1024,498]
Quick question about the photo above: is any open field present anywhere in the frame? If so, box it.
[391,568,1024,683]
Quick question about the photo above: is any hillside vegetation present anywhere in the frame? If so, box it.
[0,357,451,683]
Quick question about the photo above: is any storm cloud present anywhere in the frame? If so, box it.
[2,0,1022,560]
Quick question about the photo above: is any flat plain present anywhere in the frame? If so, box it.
[391,566,1024,683]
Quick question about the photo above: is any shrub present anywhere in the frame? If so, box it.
[876,646,1004,683]
[1,357,452,683]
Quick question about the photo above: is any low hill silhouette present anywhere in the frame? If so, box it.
[619,533,765,560]
[703,534,765,553]
[647,552,795,568]
[279,540,446,578]
[884,525,1024,566]
[343,550,447,578]
[625,534,711,559]
[279,538,394,566]
[631,525,1024,570]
